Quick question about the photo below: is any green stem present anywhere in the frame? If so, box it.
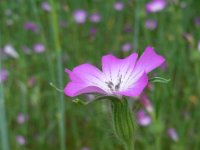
[111,98,135,150]
[49,0,66,150]
[125,141,134,150]
[150,111,161,150]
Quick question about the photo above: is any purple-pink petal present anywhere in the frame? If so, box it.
[119,72,148,97]
[134,46,165,74]
[64,64,107,97]
[102,53,138,83]
[64,82,105,97]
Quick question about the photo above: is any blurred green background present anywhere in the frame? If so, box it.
[0,0,200,150]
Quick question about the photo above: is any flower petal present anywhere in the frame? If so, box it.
[118,72,148,97]
[102,53,138,84]
[135,46,165,74]
[64,82,106,97]
[66,63,106,86]
[64,64,107,96]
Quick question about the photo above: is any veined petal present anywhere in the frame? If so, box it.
[64,82,106,97]
[64,64,108,96]
[134,46,165,74]
[118,72,148,97]
[67,63,106,86]
[102,53,138,85]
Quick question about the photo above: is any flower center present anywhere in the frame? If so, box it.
[105,75,122,92]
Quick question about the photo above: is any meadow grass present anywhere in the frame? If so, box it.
[0,0,200,150]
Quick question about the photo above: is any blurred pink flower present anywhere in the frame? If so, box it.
[90,27,97,38]
[23,22,39,32]
[33,43,45,53]
[121,43,132,52]
[136,110,151,126]
[139,94,153,113]
[89,12,101,23]
[17,113,27,125]
[73,9,87,24]
[64,46,165,97]
[146,0,166,13]
[113,2,124,11]
[27,76,36,87]
[0,69,8,83]
[41,2,51,12]
[4,44,19,58]
[16,135,26,145]
[167,128,179,142]
[145,19,157,30]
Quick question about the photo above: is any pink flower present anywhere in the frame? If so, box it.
[33,43,45,53]
[27,76,36,87]
[113,2,124,11]
[121,43,132,52]
[89,27,97,38]
[17,113,27,124]
[16,135,26,145]
[145,19,157,30]
[136,110,151,126]
[167,128,179,142]
[146,0,166,13]
[41,2,51,12]
[73,9,87,24]
[0,69,8,83]
[139,94,153,112]
[23,22,39,32]
[89,12,101,23]
[64,46,165,97]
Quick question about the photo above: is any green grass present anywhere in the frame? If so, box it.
[0,0,200,150]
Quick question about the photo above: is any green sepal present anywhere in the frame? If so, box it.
[72,96,121,106]
[149,77,170,83]
[111,98,135,150]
